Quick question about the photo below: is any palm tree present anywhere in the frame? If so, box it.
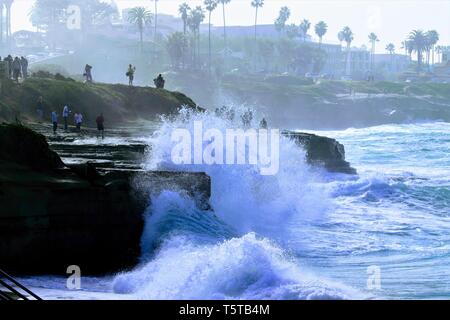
[127,7,152,52]
[274,6,290,36]
[386,43,395,71]
[426,30,439,66]
[251,0,264,41]
[314,21,327,48]
[179,2,190,35]
[219,0,230,49]
[400,40,409,56]
[285,23,299,39]
[340,26,354,76]
[408,30,427,71]
[368,32,379,72]
[166,32,188,69]
[299,19,310,42]
[152,0,158,42]
[386,43,395,54]
[251,0,264,70]
[204,0,218,73]
[188,6,205,68]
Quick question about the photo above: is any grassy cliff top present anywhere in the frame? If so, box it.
[220,74,450,100]
[0,76,198,125]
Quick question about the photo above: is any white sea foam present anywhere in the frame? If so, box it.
[111,108,358,299]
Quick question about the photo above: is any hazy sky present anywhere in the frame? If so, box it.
[10,0,450,53]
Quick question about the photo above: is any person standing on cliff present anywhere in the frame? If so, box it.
[51,111,58,134]
[12,57,22,83]
[62,105,70,131]
[259,118,268,129]
[96,113,105,139]
[20,56,29,79]
[84,64,93,82]
[153,74,165,89]
[75,112,83,132]
[126,64,136,86]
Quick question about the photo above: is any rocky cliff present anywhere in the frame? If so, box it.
[0,124,210,274]
[283,131,357,174]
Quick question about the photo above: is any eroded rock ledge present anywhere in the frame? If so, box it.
[0,124,355,274]
[0,124,210,274]
[283,131,357,175]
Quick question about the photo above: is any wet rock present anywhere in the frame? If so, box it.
[0,123,64,170]
[283,131,357,175]
[0,123,211,274]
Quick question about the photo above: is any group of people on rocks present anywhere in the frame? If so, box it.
[41,99,104,139]
[50,106,84,134]
[33,62,169,138]
[1,55,28,82]
[215,105,268,128]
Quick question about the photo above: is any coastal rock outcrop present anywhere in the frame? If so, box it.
[0,124,210,274]
[283,131,357,174]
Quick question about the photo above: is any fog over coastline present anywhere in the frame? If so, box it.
[10,0,450,54]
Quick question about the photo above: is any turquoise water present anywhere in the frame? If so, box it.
[300,122,450,299]
[19,121,450,300]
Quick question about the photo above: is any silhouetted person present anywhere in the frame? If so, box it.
[96,113,105,139]
[84,64,93,82]
[259,118,268,129]
[12,57,21,82]
[20,56,28,79]
[75,112,83,131]
[226,108,235,121]
[241,110,253,127]
[154,74,165,89]
[51,111,58,134]
[126,64,136,86]
[62,105,70,131]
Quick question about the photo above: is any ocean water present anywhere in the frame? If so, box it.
[18,116,450,300]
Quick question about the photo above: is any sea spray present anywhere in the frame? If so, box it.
[112,107,355,299]
[145,107,331,235]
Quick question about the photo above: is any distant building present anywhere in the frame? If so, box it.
[442,47,450,63]
[309,42,343,76]
[344,47,370,79]
[209,24,311,41]
[374,53,411,73]
[120,11,182,36]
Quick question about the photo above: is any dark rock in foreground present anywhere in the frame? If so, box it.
[0,124,210,274]
[283,131,357,175]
